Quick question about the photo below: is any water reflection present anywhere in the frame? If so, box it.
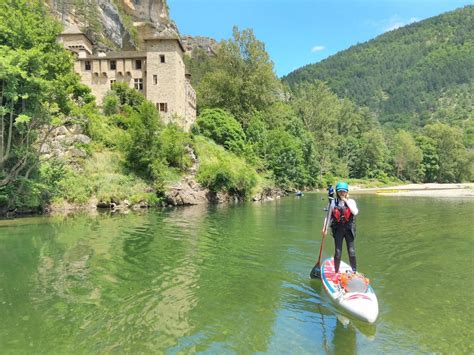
[308,280,377,354]
[1,195,473,353]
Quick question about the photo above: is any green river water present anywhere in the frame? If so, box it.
[0,194,472,354]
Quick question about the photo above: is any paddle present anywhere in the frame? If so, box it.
[310,199,332,279]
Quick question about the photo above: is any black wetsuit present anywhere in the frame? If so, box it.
[330,199,357,273]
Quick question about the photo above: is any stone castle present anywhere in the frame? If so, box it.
[58,25,196,131]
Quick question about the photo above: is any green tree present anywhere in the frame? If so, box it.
[290,81,340,179]
[0,0,84,202]
[264,129,307,189]
[159,124,192,170]
[192,108,246,155]
[194,136,258,199]
[197,27,281,120]
[415,136,440,182]
[350,129,389,179]
[184,48,214,87]
[126,101,164,182]
[391,130,423,181]
[423,123,470,182]
[111,82,145,109]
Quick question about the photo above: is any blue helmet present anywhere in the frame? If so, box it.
[336,181,349,192]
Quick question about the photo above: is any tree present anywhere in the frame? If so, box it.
[423,123,469,182]
[126,101,163,181]
[391,130,423,181]
[0,0,84,198]
[197,27,281,121]
[289,81,341,179]
[264,129,307,189]
[350,129,389,179]
[415,136,440,182]
[192,108,246,155]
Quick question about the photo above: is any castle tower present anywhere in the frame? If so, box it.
[58,24,93,58]
[144,36,196,130]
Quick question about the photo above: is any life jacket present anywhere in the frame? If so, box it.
[331,199,353,225]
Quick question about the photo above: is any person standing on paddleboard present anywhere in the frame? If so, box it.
[322,182,359,274]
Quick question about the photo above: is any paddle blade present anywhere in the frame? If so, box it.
[310,264,321,279]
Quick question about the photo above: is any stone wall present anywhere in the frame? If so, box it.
[76,55,146,105]
[145,39,186,126]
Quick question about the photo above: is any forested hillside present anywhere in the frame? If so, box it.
[283,6,473,131]
[187,19,472,185]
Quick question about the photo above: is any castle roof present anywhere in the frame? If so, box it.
[60,23,94,45]
[76,51,147,60]
[143,36,185,52]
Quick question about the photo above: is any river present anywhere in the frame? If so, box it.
[0,194,472,353]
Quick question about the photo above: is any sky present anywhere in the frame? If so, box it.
[167,0,473,77]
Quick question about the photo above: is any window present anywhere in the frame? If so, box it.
[110,79,116,87]
[135,60,142,69]
[110,60,116,70]
[160,55,165,63]
[159,103,168,113]
[153,74,158,85]
[84,61,91,70]
[134,78,143,91]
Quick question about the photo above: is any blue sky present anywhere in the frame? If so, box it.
[167,0,473,77]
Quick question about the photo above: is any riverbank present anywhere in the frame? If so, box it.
[352,183,474,197]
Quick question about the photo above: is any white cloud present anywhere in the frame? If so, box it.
[311,45,325,53]
[383,15,419,32]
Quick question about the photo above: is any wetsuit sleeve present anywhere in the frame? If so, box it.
[346,199,358,216]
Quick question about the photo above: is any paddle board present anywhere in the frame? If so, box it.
[321,258,378,323]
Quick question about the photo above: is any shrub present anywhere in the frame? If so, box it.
[103,91,120,116]
[159,124,193,170]
[192,108,246,155]
[126,101,163,179]
[194,136,258,199]
[111,82,145,109]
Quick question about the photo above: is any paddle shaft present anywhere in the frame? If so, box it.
[316,200,332,266]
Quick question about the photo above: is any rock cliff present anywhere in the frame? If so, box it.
[47,0,178,50]
[181,35,219,56]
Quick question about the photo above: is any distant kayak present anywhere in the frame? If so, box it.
[321,258,378,323]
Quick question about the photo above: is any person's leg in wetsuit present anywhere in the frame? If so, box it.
[333,227,345,273]
[344,231,357,272]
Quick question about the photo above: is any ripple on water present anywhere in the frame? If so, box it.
[1,196,473,353]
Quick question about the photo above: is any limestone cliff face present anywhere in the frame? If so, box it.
[47,0,177,50]
[117,0,168,23]
[181,35,219,57]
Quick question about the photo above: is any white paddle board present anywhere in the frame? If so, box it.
[321,258,378,323]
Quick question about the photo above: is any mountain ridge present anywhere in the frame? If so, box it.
[283,5,474,129]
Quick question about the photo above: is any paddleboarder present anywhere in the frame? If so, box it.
[327,184,335,201]
[322,182,359,275]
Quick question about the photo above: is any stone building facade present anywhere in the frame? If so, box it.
[58,25,196,131]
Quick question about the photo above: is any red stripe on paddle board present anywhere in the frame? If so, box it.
[345,294,371,301]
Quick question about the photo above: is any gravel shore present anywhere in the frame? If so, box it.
[352,183,474,197]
